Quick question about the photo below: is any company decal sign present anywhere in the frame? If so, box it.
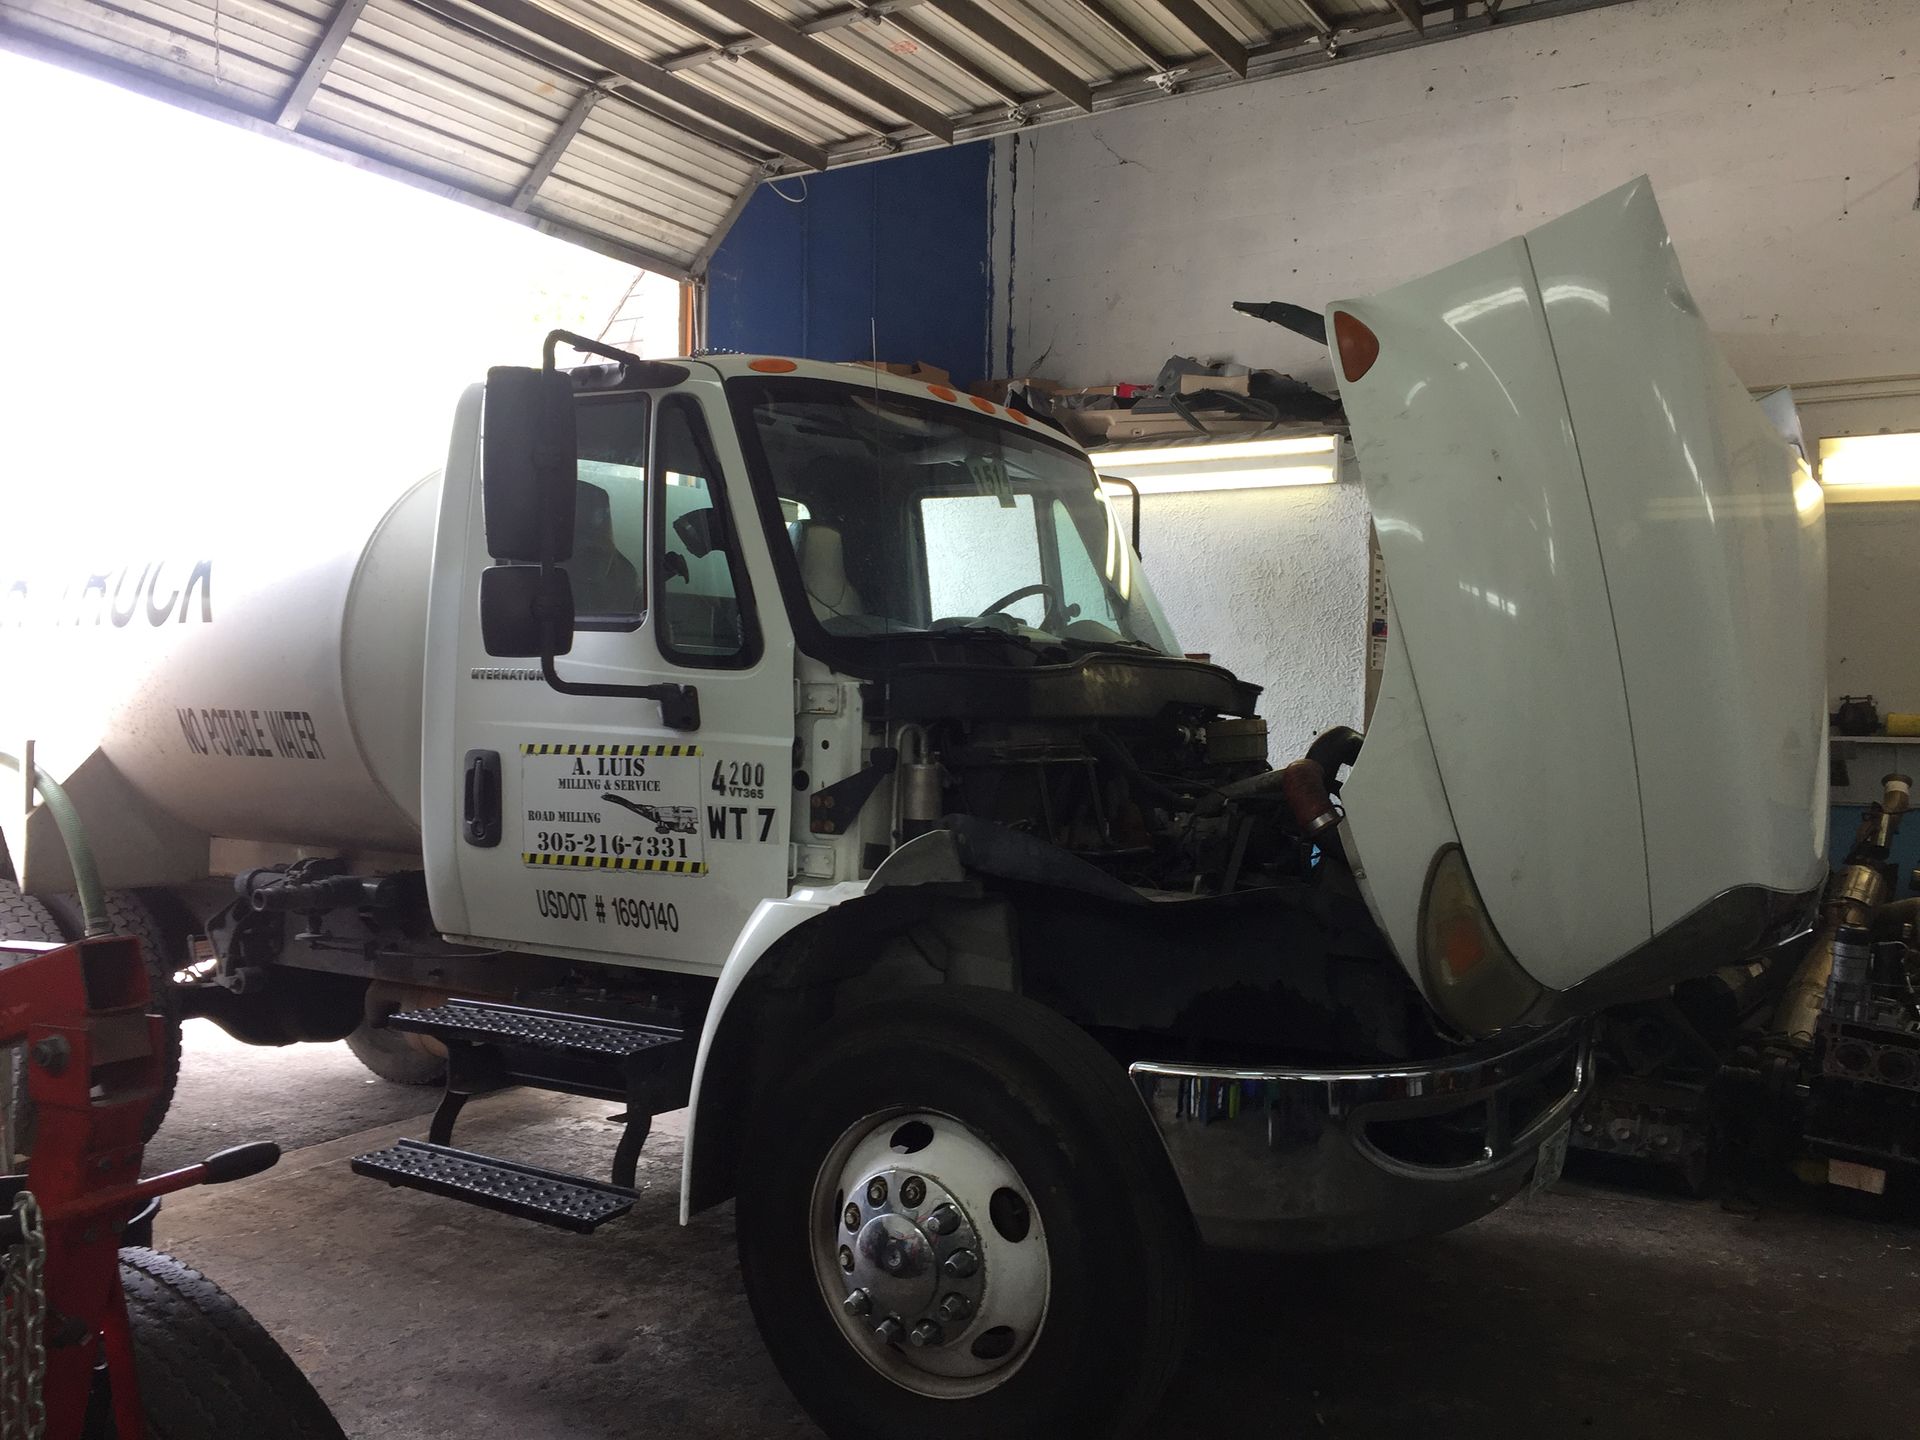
[521,742,707,875]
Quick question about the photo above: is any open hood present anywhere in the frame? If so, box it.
[1333,178,1827,1010]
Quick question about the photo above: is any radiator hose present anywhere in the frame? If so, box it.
[0,749,110,937]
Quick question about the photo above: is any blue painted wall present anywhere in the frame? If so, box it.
[1830,804,1920,886]
[703,143,992,390]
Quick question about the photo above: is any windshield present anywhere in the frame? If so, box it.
[727,377,1179,655]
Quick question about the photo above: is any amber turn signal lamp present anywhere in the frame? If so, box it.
[1417,846,1543,1036]
[1332,311,1380,383]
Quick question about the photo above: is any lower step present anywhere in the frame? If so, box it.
[350,1139,637,1234]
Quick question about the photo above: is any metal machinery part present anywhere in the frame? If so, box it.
[1772,772,1913,1049]
[0,933,285,1438]
[812,1111,1048,1396]
[1780,776,1909,1033]
[1572,771,1920,1196]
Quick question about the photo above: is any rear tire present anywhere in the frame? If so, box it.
[119,1246,347,1440]
[345,1021,446,1085]
[1,879,67,1163]
[0,876,64,946]
[736,986,1194,1440]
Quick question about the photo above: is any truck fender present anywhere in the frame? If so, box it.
[678,831,976,1223]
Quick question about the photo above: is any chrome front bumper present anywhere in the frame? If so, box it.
[1130,1020,1592,1251]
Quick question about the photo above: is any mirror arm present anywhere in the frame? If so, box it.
[1101,475,1142,555]
[538,654,701,731]
[529,565,699,730]
[544,328,640,372]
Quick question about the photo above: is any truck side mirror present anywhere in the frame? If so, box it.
[479,565,574,658]
[483,367,577,564]
[672,507,719,558]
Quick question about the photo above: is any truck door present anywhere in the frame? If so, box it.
[433,382,795,975]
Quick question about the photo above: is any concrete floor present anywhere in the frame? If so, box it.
[150,1020,1920,1439]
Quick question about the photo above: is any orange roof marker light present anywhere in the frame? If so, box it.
[928,384,958,402]
[970,396,996,413]
[1005,407,1030,425]
[748,357,798,373]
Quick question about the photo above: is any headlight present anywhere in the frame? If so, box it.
[1418,846,1543,1036]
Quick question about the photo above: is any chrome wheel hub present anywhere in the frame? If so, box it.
[811,1110,1049,1397]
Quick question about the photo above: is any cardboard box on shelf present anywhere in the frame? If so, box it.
[1056,383,1148,399]
[842,360,953,385]
[970,376,1065,404]
[1176,371,1251,396]
[1091,413,1284,444]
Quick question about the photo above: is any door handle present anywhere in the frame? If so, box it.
[463,749,502,847]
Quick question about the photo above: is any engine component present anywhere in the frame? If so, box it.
[1824,925,1875,1026]
[1276,759,1340,839]
[1202,716,1268,768]
[895,725,945,840]
[1770,773,1911,1049]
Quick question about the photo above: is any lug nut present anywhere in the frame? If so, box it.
[838,1245,855,1272]
[900,1176,926,1207]
[925,1204,960,1237]
[941,1249,978,1279]
[936,1292,972,1324]
[908,1320,944,1348]
[843,1288,872,1317]
[866,1176,888,1206]
[874,1316,905,1345]
[843,1202,861,1232]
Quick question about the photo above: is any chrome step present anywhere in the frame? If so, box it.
[349,1139,636,1234]
[377,998,690,1189]
[385,1000,680,1061]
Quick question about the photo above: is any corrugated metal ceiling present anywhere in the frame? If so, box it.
[0,0,1639,278]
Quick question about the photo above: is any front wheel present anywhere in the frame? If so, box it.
[736,987,1193,1440]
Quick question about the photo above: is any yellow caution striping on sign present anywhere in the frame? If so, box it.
[522,853,706,875]
[519,743,703,757]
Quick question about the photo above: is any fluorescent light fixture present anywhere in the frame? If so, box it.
[1819,432,1920,503]
[1095,434,1339,495]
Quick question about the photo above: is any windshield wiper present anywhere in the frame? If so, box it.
[930,623,1040,649]
[1057,634,1165,656]
[927,623,1081,659]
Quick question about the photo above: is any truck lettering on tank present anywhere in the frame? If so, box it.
[176,706,326,760]
[1,560,213,628]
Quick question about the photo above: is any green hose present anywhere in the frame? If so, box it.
[0,750,109,937]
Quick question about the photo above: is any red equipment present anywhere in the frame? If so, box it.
[1,933,278,1438]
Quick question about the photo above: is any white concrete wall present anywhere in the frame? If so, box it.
[1134,476,1371,756]
[990,0,1920,753]
[1806,389,1920,712]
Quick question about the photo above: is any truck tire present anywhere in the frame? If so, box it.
[735,986,1194,1440]
[119,1246,348,1440]
[1,879,68,1163]
[0,877,64,946]
[345,1021,446,1086]
[39,888,182,1142]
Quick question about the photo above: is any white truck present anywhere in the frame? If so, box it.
[0,179,1827,1437]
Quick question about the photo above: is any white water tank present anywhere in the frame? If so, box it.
[0,475,438,890]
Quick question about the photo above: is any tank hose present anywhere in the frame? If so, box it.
[0,749,110,937]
